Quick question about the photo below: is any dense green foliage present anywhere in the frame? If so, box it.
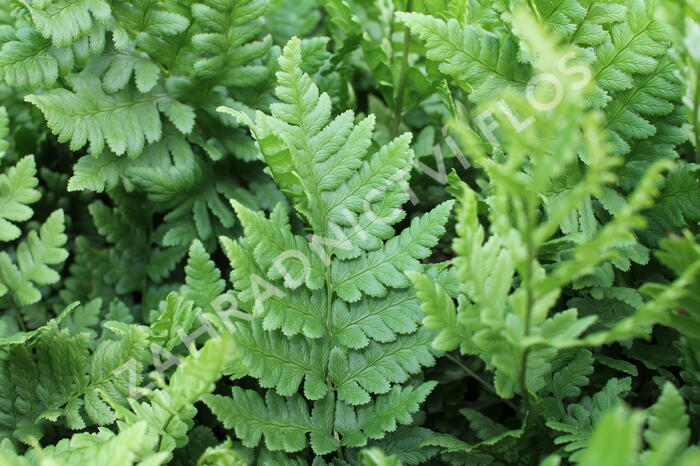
[0,0,699,464]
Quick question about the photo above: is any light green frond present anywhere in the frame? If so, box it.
[233,321,328,399]
[17,0,111,47]
[351,382,437,440]
[207,36,451,457]
[397,12,531,102]
[192,0,271,87]
[181,240,225,312]
[202,389,338,455]
[117,333,238,455]
[331,201,453,302]
[0,322,147,444]
[0,209,68,306]
[0,27,74,88]
[328,329,436,405]
[26,73,194,158]
[0,155,40,242]
[406,271,462,352]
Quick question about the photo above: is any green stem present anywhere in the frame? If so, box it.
[444,352,518,411]
[141,215,154,310]
[693,71,700,163]
[10,295,28,333]
[526,0,539,18]
[390,0,413,139]
[518,347,532,413]
[518,197,537,415]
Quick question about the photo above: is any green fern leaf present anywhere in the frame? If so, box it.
[547,377,632,458]
[577,404,644,466]
[234,321,328,399]
[1,422,167,466]
[0,155,40,242]
[207,37,451,457]
[0,322,147,443]
[203,388,338,454]
[331,201,453,303]
[111,1,188,39]
[117,333,239,455]
[328,328,436,405]
[574,384,700,466]
[180,240,225,313]
[330,290,421,349]
[535,0,626,45]
[99,50,162,93]
[550,349,594,400]
[0,27,74,88]
[351,382,437,440]
[191,0,271,87]
[396,12,531,102]
[26,73,194,157]
[645,383,690,453]
[148,293,199,352]
[67,151,131,193]
[406,270,462,352]
[17,0,111,47]
[0,209,68,306]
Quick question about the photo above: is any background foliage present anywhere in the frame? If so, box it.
[0,0,699,464]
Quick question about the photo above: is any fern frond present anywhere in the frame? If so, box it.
[26,73,194,157]
[148,293,198,352]
[17,0,111,47]
[0,27,74,88]
[573,383,699,466]
[406,13,673,403]
[66,151,131,193]
[330,290,421,349]
[0,303,77,348]
[0,155,40,242]
[328,329,435,405]
[232,37,430,259]
[644,165,700,239]
[406,271,462,352]
[87,198,185,294]
[207,37,451,457]
[358,447,403,466]
[0,209,68,306]
[257,287,326,339]
[232,201,325,290]
[605,56,684,154]
[203,389,337,454]
[0,421,167,466]
[547,377,631,458]
[550,349,594,400]
[116,333,238,455]
[348,382,437,441]
[127,142,238,243]
[110,1,188,39]
[99,49,162,94]
[636,231,700,341]
[180,240,225,313]
[645,383,690,453]
[233,321,328,399]
[396,12,531,102]
[331,201,453,303]
[0,322,147,444]
[535,0,626,45]
[191,0,271,87]
[591,0,667,94]
[1,333,234,463]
